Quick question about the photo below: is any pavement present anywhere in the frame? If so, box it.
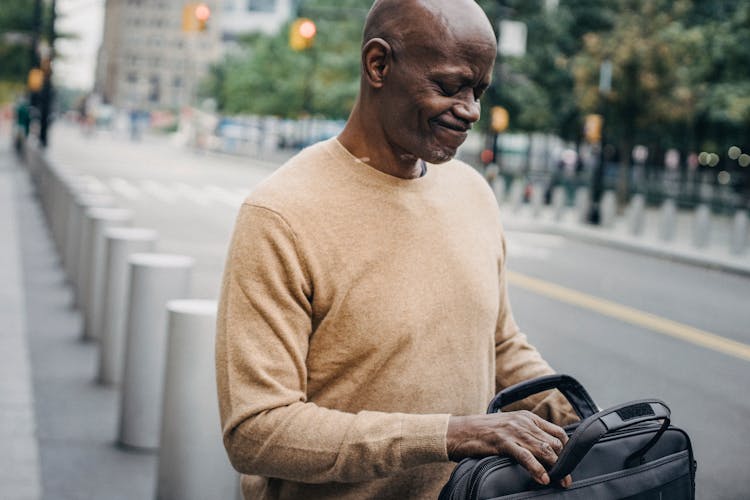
[501,203,750,277]
[0,134,748,499]
[1,143,41,499]
[2,140,157,500]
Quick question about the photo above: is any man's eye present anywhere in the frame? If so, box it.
[437,83,459,96]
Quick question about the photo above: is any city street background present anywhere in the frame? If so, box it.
[2,0,750,499]
[9,123,747,498]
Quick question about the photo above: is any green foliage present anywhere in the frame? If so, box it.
[0,0,65,104]
[477,0,616,137]
[0,0,36,33]
[205,0,750,157]
[573,1,697,131]
[0,0,36,89]
[207,0,369,119]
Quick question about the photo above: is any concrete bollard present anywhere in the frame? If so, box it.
[118,253,194,450]
[52,169,82,258]
[551,186,566,222]
[627,194,646,236]
[82,207,133,341]
[47,167,69,256]
[155,300,237,500]
[692,204,711,249]
[492,176,506,206]
[530,183,545,218]
[36,158,54,219]
[68,194,117,304]
[658,199,677,242]
[600,190,617,229]
[58,175,106,276]
[97,228,158,385]
[730,210,749,255]
[509,179,525,213]
[574,187,590,223]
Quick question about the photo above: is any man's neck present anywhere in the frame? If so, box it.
[338,106,424,180]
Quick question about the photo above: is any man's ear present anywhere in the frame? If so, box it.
[362,38,391,89]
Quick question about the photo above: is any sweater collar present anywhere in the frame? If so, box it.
[325,137,439,191]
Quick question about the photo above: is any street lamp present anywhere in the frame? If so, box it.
[586,59,612,225]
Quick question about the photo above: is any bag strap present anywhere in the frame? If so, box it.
[547,399,671,482]
[487,374,599,420]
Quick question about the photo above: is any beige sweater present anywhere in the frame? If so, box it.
[216,138,572,499]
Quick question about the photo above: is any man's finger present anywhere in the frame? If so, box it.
[535,440,559,467]
[513,446,549,485]
[532,416,569,446]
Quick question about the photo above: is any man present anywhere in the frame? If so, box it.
[216,1,575,498]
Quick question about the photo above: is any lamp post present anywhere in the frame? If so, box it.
[28,0,55,148]
[586,59,612,224]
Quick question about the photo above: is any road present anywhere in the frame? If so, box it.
[47,123,750,499]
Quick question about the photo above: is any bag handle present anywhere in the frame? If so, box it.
[487,374,599,420]
[547,399,671,483]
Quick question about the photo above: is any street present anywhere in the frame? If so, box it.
[43,123,750,499]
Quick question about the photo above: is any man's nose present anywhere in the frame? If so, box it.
[453,90,481,123]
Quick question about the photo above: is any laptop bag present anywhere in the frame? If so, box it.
[438,374,696,499]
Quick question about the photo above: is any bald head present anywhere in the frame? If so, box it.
[363,0,496,55]
[338,0,497,176]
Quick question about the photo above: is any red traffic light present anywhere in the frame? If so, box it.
[195,3,211,22]
[298,20,316,39]
[290,18,316,50]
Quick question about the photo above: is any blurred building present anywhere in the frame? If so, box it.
[222,0,294,39]
[95,0,294,111]
[95,0,222,110]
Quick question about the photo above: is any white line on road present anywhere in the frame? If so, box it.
[205,185,245,208]
[140,180,178,204]
[505,233,565,260]
[78,175,110,195]
[108,177,142,200]
[174,182,211,206]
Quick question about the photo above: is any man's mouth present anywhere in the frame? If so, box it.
[434,119,470,133]
[432,120,470,147]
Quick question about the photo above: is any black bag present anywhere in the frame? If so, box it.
[439,374,696,499]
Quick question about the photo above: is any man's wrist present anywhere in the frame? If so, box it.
[400,413,451,467]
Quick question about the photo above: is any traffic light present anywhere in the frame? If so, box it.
[27,68,44,92]
[195,3,210,31]
[490,106,509,133]
[584,114,603,144]
[289,18,316,51]
[182,2,210,32]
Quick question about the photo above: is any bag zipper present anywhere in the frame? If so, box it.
[467,456,513,499]
[462,423,694,499]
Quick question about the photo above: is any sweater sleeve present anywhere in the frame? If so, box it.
[215,203,449,484]
[494,232,578,425]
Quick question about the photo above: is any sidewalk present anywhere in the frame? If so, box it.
[501,201,750,277]
[0,144,41,499]
[1,142,156,500]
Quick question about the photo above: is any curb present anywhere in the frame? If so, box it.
[503,217,750,277]
[0,147,42,500]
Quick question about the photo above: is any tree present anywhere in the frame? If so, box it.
[694,1,750,148]
[0,0,37,103]
[476,0,615,137]
[571,0,704,198]
[205,0,369,119]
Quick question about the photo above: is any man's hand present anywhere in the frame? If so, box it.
[446,411,573,488]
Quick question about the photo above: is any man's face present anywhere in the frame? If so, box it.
[378,36,496,164]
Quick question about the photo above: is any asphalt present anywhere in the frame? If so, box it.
[0,138,748,499]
